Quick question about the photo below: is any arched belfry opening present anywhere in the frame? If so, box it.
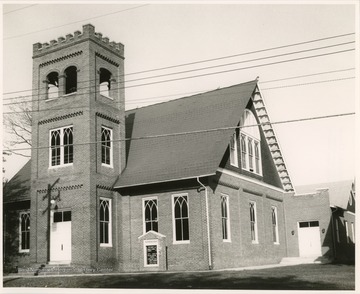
[99,68,112,98]
[46,71,59,99]
[64,66,77,95]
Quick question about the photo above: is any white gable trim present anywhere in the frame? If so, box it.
[217,168,285,193]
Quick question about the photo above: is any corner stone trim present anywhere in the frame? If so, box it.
[39,51,83,67]
[37,184,84,193]
[39,111,83,125]
[95,112,120,124]
[95,52,119,67]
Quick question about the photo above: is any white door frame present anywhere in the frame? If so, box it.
[50,210,72,263]
[297,221,322,257]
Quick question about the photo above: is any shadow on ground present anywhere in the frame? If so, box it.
[3,264,355,290]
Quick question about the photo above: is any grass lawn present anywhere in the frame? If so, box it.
[3,263,355,290]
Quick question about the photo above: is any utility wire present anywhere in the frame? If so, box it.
[3,4,37,15]
[3,4,149,40]
[3,112,355,153]
[3,67,355,109]
[2,33,355,97]
[2,76,355,114]
[126,32,355,76]
[2,47,355,105]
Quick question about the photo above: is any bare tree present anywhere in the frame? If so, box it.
[3,101,32,157]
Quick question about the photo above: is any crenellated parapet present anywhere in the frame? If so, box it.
[33,24,124,57]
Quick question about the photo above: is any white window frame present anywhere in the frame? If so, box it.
[142,196,159,235]
[271,206,279,244]
[351,222,355,243]
[221,194,231,242]
[49,125,74,168]
[240,109,262,176]
[172,193,190,244]
[345,220,349,243]
[19,211,30,253]
[143,239,159,267]
[250,201,258,244]
[99,198,112,247]
[229,132,238,167]
[101,126,113,167]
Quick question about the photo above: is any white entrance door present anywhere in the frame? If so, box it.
[50,211,72,263]
[298,221,322,257]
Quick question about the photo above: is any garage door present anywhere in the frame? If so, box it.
[298,221,322,257]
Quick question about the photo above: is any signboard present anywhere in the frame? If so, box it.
[146,244,158,265]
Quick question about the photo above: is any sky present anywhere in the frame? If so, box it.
[1,1,358,189]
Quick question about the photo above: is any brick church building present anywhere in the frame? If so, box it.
[3,24,355,274]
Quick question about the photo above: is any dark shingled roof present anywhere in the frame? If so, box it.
[115,80,258,188]
[3,159,31,203]
[4,80,258,194]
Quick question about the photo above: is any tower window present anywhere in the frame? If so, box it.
[64,66,77,95]
[99,68,112,98]
[50,126,74,167]
[46,72,59,99]
[101,126,113,167]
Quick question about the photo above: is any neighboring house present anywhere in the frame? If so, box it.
[2,24,354,274]
[3,161,31,272]
[291,181,355,264]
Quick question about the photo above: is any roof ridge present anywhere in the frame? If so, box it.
[125,79,258,114]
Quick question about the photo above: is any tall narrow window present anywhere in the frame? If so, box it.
[101,126,112,166]
[335,219,340,243]
[248,137,254,171]
[241,134,247,169]
[99,68,112,98]
[250,202,258,243]
[19,212,30,252]
[240,109,262,175]
[46,72,59,99]
[144,198,158,233]
[351,222,355,243]
[345,220,349,243]
[99,198,112,246]
[173,194,189,243]
[229,132,238,167]
[271,206,279,244]
[64,66,77,94]
[221,194,231,241]
[50,126,73,167]
[254,141,260,174]
[63,127,73,164]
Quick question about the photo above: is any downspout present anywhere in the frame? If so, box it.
[197,177,212,270]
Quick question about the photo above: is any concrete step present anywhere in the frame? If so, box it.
[280,256,332,265]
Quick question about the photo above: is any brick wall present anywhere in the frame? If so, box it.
[283,190,334,258]
[209,171,286,269]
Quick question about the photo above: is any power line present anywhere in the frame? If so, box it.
[123,42,355,84]
[2,76,355,115]
[126,32,355,76]
[2,47,355,105]
[2,33,355,97]
[3,4,149,40]
[3,4,37,15]
[2,112,355,153]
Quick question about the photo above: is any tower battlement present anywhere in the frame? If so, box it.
[33,24,124,57]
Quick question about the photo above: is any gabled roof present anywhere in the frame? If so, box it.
[295,180,355,210]
[115,80,258,188]
[3,159,31,203]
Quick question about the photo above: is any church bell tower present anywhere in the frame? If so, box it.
[30,24,125,268]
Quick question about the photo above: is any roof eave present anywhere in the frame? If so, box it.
[114,173,216,189]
